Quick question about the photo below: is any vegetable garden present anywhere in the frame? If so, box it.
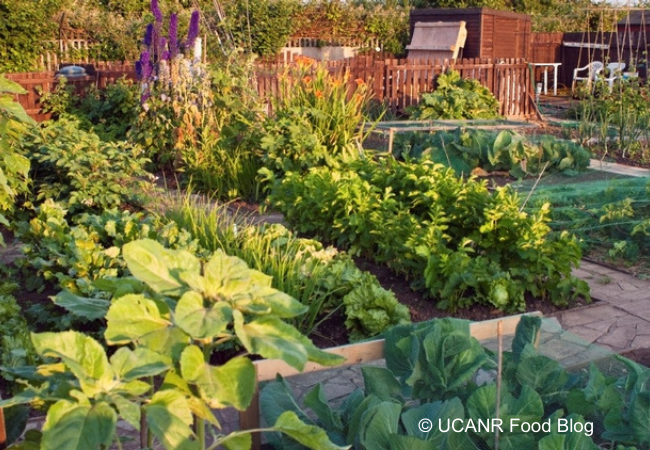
[2,1,650,449]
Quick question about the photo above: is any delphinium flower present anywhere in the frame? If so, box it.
[159,37,169,61]
[185,10,200,52]
[151,0,163,25]
[168,13,179,60]
[143,23,154,47]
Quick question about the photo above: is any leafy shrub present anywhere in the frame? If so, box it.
[0,76,34,244]
[0,293,39,384]
[14,201,200,332]
[263,316,645,449]
[394,128,592,177]
[0,239,344,450]
[266,157,589,311]
[163,205,408,340]
[177,56,267,202]
[572,78,650,162]
[18,118,152,214]
[409,69,501,120]
[261,60,375,178]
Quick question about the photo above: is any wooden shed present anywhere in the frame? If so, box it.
[410,8,531,60]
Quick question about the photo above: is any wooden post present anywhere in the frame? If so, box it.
[0,407,6,450]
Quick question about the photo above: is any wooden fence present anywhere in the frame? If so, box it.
[7,66,137,122]
[9,56,532,121]
[256,55,533,118]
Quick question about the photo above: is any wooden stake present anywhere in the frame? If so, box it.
[0,407,6,450]
[495,320,503,450]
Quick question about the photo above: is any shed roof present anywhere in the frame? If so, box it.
[617,10,650,26]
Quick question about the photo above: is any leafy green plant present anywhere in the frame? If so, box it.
[0,75,34,245]
[394,128,592,178]
[572,79,650,162]
[14,201,201,336]
[266,157,589,311]
[261,61,376,179]
[262,316,650,449]
[409,70,501,120]
[178,54,267,202]
[40,77,141,141]
[1,239,346,450]
[18,118,152,215]
[0,292,39,393]
[162,203,408,340]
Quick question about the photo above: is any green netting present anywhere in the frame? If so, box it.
[513,172,650,261]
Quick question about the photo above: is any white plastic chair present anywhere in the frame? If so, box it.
[572,61,604,93]
[603,62,626,91]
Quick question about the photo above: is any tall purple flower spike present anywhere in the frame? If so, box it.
[185,10,200,52]
[144,23,154,47]
[159,37,168,60]
[168,13,179,60]
[139,51,152,81]
[151,0,163,24]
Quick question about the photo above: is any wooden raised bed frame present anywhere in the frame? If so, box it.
[241,311,543,449]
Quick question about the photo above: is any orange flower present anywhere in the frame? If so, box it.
[296,55,316,68]
[332,78,343,88]
[303,76,312,84]
[315,90,324,99]
[355,78,366,86]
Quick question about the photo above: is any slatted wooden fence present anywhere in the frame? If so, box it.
[9,56,532,121]
[7,67,137,122]
[255,56,533,118]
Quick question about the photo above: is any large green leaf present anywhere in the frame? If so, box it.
[273,411,348,450]
[31,332,114,397]
[180,345,255,410]
[221,433,252,450]
[41,399,117,450]
[110,394,141,431]
[174,291,232,339]
[358,401,402,449]
[233,312,307,371]
[260,375,313,449]
[109,347,171,381]
[144,390,196,450]
[202,250,306,318]
[0,96,34,125]
[4,405,30,445]
[122,239,199,296]
[52,290,110,321]
[303,384,343,432]
[0,76,28,95]
[105,295,189,358]
[401,398,465,446]
[361,366,403,401]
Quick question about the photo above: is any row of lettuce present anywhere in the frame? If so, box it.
[0,36,599,449]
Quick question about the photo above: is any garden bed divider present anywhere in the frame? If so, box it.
[241,311,543,449]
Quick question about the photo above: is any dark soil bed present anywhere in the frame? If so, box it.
[310,257,593,348]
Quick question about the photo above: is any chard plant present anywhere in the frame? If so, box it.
[265,157,590,312]
[1,239,345,450]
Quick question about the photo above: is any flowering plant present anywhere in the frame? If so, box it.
[260,59,376,177]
